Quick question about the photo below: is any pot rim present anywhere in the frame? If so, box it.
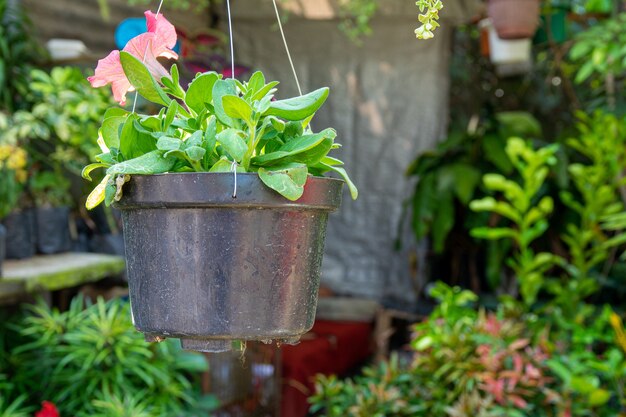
[114,172,345,211]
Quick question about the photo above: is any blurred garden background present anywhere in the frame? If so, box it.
[1,0,626,416]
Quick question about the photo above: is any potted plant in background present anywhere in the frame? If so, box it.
[488,0,541,40]
[84,10,357,352]
[0,138,30,266]
[30,170,73,255]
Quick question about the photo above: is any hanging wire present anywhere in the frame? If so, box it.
[225,0,236,79]
[131,0,166,113]
[271,0,303,96]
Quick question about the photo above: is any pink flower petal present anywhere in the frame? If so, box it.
[88,10,178,104]
[145,10,177,50]
[88,50,132,105]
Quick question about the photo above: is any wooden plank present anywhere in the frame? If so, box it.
[0,253,125,301]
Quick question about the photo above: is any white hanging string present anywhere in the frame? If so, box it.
[230,161,238,198]
[225,0,235,79]
[131,0,166,113]
[225,0,238,198]
[271,0,303,96]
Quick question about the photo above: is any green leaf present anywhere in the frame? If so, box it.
[247,71,265,95]
[120,115,157,160]
[264,87,329,121]
[589,389,611,407]
[258,163,308,201]
[252,129,336,166]
[252,81,279,102]
[222,95,253,123]
[432,192,455,253]
[107,151,176,175]
[163,100,179,130]
[212,79,238,127]
[185,146,206,162]
[319,163,358,200]
[119,51,171,106]
[156,136,183,152]
[471,227,518,241]
[209,157,235,173]
[100,115,127,149]
[216,128,247,162]
[185,72,219,114]
[82,163,109,181]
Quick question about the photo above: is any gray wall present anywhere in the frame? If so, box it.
[230,1,478,307]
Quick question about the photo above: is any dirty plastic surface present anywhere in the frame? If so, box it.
[116,173,343,352]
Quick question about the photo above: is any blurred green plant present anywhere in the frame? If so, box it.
[0,141,28,219]
[5,297,217,417]
[548,111,626,311]
[469,138,560,306]
[407,112,540,254]
[6,67,115,175]
[0,0,44,113]
[310,283,581,416]
[569,13,626,111]
[29,170,72,208]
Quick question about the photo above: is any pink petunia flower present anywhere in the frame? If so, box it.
[35,402,59,417]
[88,11,178,105]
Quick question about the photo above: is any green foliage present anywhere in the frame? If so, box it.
[0,0,43,113]
[0,142,28,218]
[29,170,72,208]
[549,112,626,311]
[5,67,115,174]
[311,283,626,416]
[85,68,357,207]
[408,112,540,255]
[4,297,216,417]
[0,396,31,417]
[470,138,560,306]
[569,13,626,111]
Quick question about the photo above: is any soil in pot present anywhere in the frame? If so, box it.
[116,173,343,353]
[0,224,6,277]
[3,209,36,260]
[488,0,540,39]
[35,206,72,254]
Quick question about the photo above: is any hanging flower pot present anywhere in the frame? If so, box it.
[117,173,342,352]
[83,10,358,352]
[488,0,540,40]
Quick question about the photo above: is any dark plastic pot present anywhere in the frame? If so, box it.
[3,210,36,260]
[488,0,540,39]
[115,173,343,352]
[0,224,6,277]
[36,206,72,254]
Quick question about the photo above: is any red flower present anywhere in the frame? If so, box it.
[88,10,178,105]
[35,402,59,417]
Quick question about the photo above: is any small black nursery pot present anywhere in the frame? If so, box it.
[35,206,72,254]
[4,210,36,260]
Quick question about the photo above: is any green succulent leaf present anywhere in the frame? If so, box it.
[264,87,329,121]
[119,51,171,106]
[258,163,308,201]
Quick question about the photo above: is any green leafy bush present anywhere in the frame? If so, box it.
[310,283,626,416]
[2,297,216,417]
